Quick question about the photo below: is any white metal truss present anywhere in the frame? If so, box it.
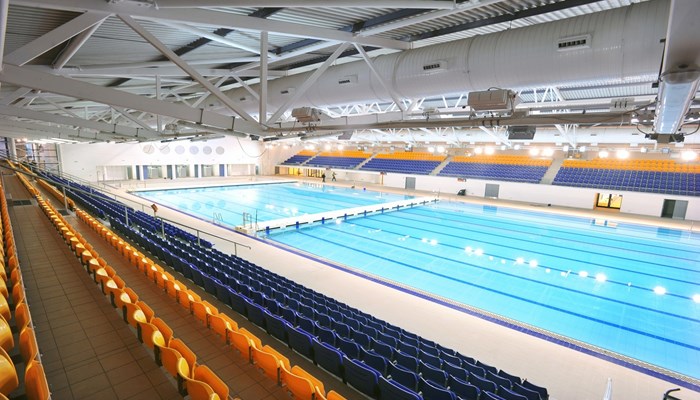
[14,0,411,50]
[0,64,263,134]
[52,19,104,69]
[5,12,110,66]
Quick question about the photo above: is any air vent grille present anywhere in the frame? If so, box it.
[557,34,591,51]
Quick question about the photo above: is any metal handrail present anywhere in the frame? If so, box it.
[155,215,252,256]
[1,158,253,256]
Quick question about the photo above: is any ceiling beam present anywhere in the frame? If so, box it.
[407,0,603,41]
[0,105,152,138]
[0,0,9,71]
[154,0,454,9]
[0,63,262,134]
[267,42,351,124]
[13,0,410,50]
[52,18,104,69]
[38,65,286,78]
[118,14,256,122]
[5,11,110,66]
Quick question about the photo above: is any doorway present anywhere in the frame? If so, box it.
[405,177,416,190]
[661,199,688,219]
[485,184,499,198]
[595,193,622,210]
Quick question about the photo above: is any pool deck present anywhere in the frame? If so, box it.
[99,175,700,400]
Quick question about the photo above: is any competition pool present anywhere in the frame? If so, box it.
[137,182,700,382]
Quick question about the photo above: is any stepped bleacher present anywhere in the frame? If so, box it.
[553,158,700,196]
[439,155,551,183]
[361,152,445,175]
[34,167,550,400]
[282,150,317,166]
[0,170,51,400]
[304,150,370,169]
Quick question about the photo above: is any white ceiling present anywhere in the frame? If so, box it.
[0,0,698,149]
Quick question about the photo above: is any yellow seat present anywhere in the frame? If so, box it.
[0,347,19,395]
[251,346,281,383]
[229,330,253,362]
[209,313,237,343]
[292,365,325,397]
[0,316,13,353]
[280,364,314,400]
[138,322,161,349]
[123,302,147,327]
[0,296,9,322]
[190,365,229,400]
[13,302,30,333]
[262,344,290,371]
[115,287,138,310]
[152,317,174,344]
[327,390,347,400]
[239,327,262,349]
[0,279,7,301]
[136,300,155,322]
[169,338,197,393]
[165,280,184,299]
[19,327,38,364]
[192,300,218,327]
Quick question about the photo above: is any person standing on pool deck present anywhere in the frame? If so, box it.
[322,172,326,182]
[331,172,336,181]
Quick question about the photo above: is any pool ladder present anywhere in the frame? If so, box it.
[213,212,223,225]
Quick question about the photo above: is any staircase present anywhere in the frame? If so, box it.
[354,153,377,170]
[430,155,453,175]
[540,157,565,184]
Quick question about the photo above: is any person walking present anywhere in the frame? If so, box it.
[321,172,326,182]
[331,172,336,182]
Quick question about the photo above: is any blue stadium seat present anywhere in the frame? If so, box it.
[378,376,422,400]
[343,357,380,398]
[313,339,344,378]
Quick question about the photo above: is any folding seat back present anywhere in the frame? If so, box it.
[360,347,388,376]
[0,347,19,395]
[418,377,456,400]
[342,357,380,398]
[170,338,197,373]
[511,382,540,400]
[378,376,421,400]
[418,349,442,368]
[251,346,281,383]
[370,337,394,360]
[262,344,291,371]
[326,390,347,400]
[264,311,288,343]
[521,380,548,400]
[419,359,447,387]
[0,315,12,354]
[442,360,467,381]
[291,365,325,397]
[123,302,147,327]
[194,365,229,400]
[483,391,507,400]
[448,375,480,400]
[487,370,513,390]
[286,325,314,359]
[476,360,498,375]
[336,336,360,360]
[312,339,344,378]
[209,314,236,343]
[192,300,218,327]
[463,361,485,377]
[239,328,262,349]
[19,327,38,363]
[387,362,418,391]
[24,360,50,400]
[498,386,530,400]
[280,364,314,400]
[469,372,497,394]
[152,318,174,344]
[229,330,253,362]
[136,301,155,322]
[394,351,418,372]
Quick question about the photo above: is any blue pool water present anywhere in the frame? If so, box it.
[135,182,411,226]
[138,183,700,380]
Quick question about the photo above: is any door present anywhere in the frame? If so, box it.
[405,177,416,190]
[485,184,499,198]
[662,199,688,219]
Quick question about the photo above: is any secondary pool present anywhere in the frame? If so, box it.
[135,182,411,226]
[136,182,700,381]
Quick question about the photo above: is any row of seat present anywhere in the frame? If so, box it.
[21,174,230,400]
[106,216,550,400]
[1,167,51,400]
[553,167,700,196]
[438,164,547,183]
[451,156,551,167]
[74,206,346,400]
[562,158,700,172]
[35,166,550,400]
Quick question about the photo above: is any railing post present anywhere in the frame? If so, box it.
[62,186,68,210]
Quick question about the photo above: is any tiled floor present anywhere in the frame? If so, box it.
[6,173,363,400]
[5,175,180,400]
[103,175,700,400]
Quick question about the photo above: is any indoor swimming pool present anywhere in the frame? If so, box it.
[137,182,700,381]
[269,201,700,381]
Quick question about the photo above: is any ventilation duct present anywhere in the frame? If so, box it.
[653,70,700,133]
[220,0,669,115]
